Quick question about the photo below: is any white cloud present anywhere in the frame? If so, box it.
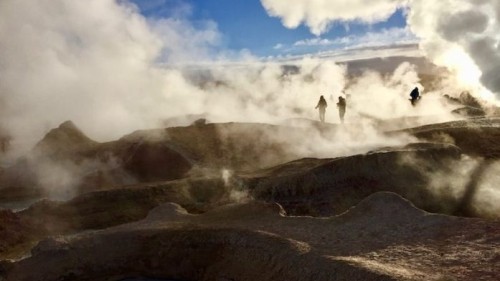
[260,0,407,36]
[293,27,417,49]
[294,38,331,47]
[273,43,284,50]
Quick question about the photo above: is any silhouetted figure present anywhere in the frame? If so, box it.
[337,96,346,123]
[409,87,420,106]
[315,95,328,123]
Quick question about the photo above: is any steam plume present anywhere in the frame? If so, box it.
[408,0,500,100]
[0,0,456,160]
[260,0,500,101]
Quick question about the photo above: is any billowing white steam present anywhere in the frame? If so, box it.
[0,0,474,203]
[0,0,457,160]
[0,0,166,151]
[0,0,345,153]
[260,0,500,101]
[407,0,500,100]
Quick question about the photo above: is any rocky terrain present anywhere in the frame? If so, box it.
[0,102,499,280]
[241,142,465,216]
[398,118,500,159]
[3,193,499,281]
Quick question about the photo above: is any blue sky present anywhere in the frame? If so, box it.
[130,0,412,57]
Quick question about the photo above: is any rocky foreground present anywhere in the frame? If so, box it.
[0,115,500,280]
[3,193,499,281]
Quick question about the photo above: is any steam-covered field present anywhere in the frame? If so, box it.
[1,0,500,280]
[1,91,499,280]
[1,48,500,280]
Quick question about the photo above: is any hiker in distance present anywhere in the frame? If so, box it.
[410,87,421,106]
[315,95,327,123]
[337,96,346,123]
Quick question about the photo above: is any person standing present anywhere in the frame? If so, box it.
[409,87,420,106]
[337,96,346,123]
[315,95,328,123]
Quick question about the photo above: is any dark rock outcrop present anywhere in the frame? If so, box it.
[18,177,231,234]
[0,209,35,259]
[120,141,193,183]
[121,122,304,171]
[33,120,98,155]
[1,120,343,201]
[0,121,196,200]
[451,106,486,117]
[240,142,463,216]
[400,117,500,159]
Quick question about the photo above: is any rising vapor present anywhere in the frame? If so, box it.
[0,0,456,160]
[408,0,500,100]
[261,0,500,101]
[0,0,233,153]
